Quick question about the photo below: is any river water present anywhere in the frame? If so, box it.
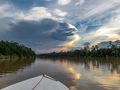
[0,58,120,90]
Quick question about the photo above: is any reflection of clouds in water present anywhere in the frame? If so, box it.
[56,60,80,80]
[55,58,120,90]
[56,60,80,90]
[67,67,80,80]
[78,59,120,90]
[93,73,120,90]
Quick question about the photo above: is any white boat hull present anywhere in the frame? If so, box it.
[2,75,69,90]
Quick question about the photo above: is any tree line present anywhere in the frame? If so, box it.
[39,42,120,58]
[0,40,35,59]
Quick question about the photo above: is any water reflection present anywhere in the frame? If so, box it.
[0,58,35,77]
[56,60,81,80]
[42,57,120,90]
[0,57,120,90]
[50,57,120,74]
[72,58,120,90]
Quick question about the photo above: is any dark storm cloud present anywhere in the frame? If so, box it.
[3,18,78,52]
[52,22,77,41]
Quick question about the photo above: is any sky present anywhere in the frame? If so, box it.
[0,0,120,53]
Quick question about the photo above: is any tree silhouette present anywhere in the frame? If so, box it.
[0,40,35,59]
[39,43,120,58]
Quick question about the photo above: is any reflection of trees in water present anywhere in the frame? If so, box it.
[41,57,120,74]
[79,58,120,74]
[0,59,35,76]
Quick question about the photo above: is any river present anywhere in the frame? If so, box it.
[0,58,120,90]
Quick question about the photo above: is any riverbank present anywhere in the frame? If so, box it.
[39,44,120,58]
[0,40,36,60]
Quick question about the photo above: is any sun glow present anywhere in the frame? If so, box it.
[61,35,80,51]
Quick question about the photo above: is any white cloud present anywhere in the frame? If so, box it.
[0,3,10,11]
[58,0,71,5]
[53,9,68,17]
[82,2,118,19]
[24,7,53,21]
[0,3,59,21]
[81,12,120,45]
[0,3,14,18]
[109,0,120,3]
[94,14,120,41]
[75,0,85,6]
[0,3,18,32]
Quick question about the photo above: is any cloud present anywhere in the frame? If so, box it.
[53,9,68,17]
[51,22,80,51]
[0,3,10,11]
[3,0,55,9]
[58,0,71,5]
[0,2,80,52]
[23,7,53,21]
[80,1,119,19]
[75,0,85,6]
[0,3,15,18]
[109,0,120,3]
[0,3,54,32]
[78,14,120,46]
[94,16,120,42]
[1,19,79,53]
[73,1,120,47]
[1,0,120,51]
[0,2,69,22]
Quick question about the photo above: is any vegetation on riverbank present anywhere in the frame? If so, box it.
[0,40,35,59]
[39,43,120,58]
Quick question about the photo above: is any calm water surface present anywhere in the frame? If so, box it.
[0,58,120,90]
